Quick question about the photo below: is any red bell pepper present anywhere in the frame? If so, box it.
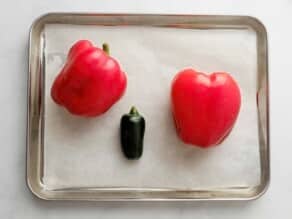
[51,40,127,117]
[171,69,241,148]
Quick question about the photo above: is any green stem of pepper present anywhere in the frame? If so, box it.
[129,106,139,116]
[102,43,110,55]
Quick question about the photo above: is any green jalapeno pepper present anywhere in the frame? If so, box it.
[120,106,145,160]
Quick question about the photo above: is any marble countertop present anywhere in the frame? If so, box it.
[0,0,290,218]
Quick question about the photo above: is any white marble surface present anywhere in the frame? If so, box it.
[0,0,290,218]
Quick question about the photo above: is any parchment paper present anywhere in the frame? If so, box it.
[44,24,260,189]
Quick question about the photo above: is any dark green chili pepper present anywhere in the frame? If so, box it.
[120,106,145,160]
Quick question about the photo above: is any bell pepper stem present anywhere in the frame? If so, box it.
[102,43,110,55]
[129,106,139,116]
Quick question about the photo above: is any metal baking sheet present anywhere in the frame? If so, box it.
[27,13,269,201]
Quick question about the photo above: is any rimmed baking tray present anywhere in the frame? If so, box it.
[27,13,269,201]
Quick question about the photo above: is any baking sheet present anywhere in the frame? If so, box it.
[43,24,260,189]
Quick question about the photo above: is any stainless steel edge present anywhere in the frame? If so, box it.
[27,14,48,200]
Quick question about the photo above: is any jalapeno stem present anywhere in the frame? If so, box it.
[129,106,139,116]
[102,43,110,55]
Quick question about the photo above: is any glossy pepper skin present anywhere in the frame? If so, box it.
[171,69,241,148]
[120,107,145,160]
[51,40,127,117]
